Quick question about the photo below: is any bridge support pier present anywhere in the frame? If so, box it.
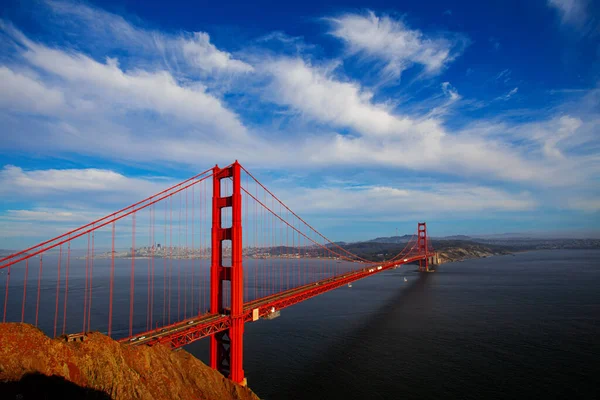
[428,253,439,266]
[210,161,245,384]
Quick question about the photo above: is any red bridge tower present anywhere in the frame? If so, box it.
[210,161,245,385]
[418,222,428,272]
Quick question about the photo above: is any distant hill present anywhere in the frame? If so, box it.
[437,235,472,240]
[368,235,413,244]
[338,237,600,263]
[472,233,533,239]
[367,234,473,243]
[336,239,512,263]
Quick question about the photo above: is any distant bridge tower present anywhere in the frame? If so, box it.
[418,222,428,272]
[210,161,245,385]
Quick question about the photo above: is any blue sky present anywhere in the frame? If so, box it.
[0,0,599,247]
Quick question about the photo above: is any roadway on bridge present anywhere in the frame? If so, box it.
[126,255,428,348]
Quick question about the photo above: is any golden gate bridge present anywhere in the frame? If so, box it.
[0,161,437,386]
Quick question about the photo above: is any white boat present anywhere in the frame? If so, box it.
[348,283,352,288]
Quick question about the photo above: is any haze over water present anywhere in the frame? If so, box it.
[188,250,600,399]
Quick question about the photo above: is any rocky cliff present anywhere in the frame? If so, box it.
[0,323,260,400]
[435,243,511,264]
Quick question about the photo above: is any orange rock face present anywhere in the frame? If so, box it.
[0,323,260,400]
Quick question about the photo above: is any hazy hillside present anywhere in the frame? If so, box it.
[339,239,513,262]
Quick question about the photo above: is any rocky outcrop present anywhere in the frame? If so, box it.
[0,323,260,400]
[435,244,511,264]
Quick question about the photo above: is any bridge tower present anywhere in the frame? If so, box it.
[210,161,245,385]
[418,222,428,272]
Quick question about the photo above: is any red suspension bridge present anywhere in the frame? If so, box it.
[0,161,437,385]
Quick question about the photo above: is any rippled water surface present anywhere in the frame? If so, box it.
[3,249,598,399]
[187,250,599,399]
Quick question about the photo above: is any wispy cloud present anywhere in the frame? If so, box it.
[548,88,588,94]
[0,20,251,165]
[547,0,590,27]
[19,40,246,135]
[1,24,591,189]
[495,69,511,84]
[261,58,583,185]
[263,57,440,139]
[0,165,174,202]
[43,0,253,76]
[282,184,537,216]
[441,82,460,101]
[1,6,596,191]
[2,208,104,223]
[327,11,468,82]
[0,66,65,114]
[496,87,519,101]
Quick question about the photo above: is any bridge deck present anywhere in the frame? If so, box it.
[124,254,429,349]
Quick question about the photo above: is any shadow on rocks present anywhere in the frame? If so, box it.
[0,372,112,400]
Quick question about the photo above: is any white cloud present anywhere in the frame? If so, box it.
[262,58,571,185]
[305,133,556,184]
[1,31,594,191]
[0,166,181,243]
[565,198,600,212]
[0,219,77,241]
[496,87,518,101]
[0,3,597,198]
[2,208,103,223]
[495,69,511,83]
[181,32,254,74]
[441,82,460,101]
[43,0,253,75]
[328,11,467,80]
[280,183,537,216]
[0,164,215,245]
[0,66,65,114]
[540,116,582,159]
[0,166,537,217]
[21,45,246,136]
[264,57,445,140]
[0,23,250,146]
[456,113,600,188]
[547,0,589,26]
[466,114,588,158]
[0,165,171,199]
[415,82,461,119]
